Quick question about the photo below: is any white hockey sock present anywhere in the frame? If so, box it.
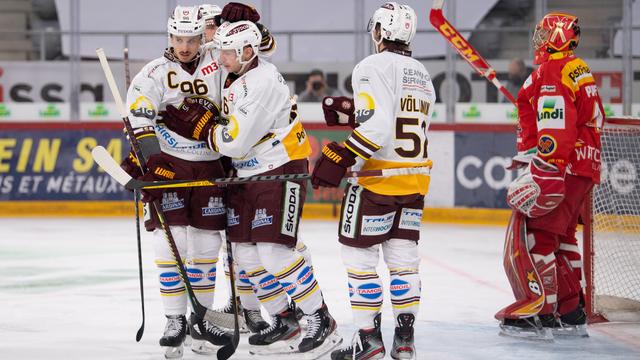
[237,268,261,311]
[246,266,289,314]
[273,255,323,314]
[347,268,383,329]
[389,268,420,322]
[154,226,188,316]
[187,258,217,308]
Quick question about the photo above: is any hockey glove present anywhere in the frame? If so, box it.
[218,2,260,23]
[322,96,357,128]
[120,150,143,181]
[139,153,179,203]
[256,23,276,56]
[507,156,565,218]
[158,98,222,142]
[311,142,357,189]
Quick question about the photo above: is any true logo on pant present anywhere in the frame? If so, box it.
[341,185,362,238]
[399,208,422,231]
[252,208,273,229]
[202,197,225,216]
[361,211,395,236]
[281,182,301,237]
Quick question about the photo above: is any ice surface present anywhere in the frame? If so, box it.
[1,218,638,359]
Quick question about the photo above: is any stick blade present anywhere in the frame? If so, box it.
[92,145,132,187]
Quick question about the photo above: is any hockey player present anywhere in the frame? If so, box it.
[159,20,342,357]
[119,5,231,358]
[311,3,433,359]
[497,12,603,339]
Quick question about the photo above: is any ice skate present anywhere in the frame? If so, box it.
[298,303,343,356]
[248,307,301,356]
[499,316,553,341]
[330,313,385,360]
[390,313,416,360]
[244,307,270,333]
[159,314,187,359]
[542,306,589,338]
[188,312,232,354]
[215,296,251,333]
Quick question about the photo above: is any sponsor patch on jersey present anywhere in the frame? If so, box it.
[398,208,423,231]
[361,211,396,237]
[390,279,411,297]
[233,157,259,170]
[540,85,556,93]
[296,266,314,286]
[258,274,279,290]
[355,92,375,123]
[340,185,362,238]
[536,96,565,130]
[159,272,181,287]
[357,283,383,300]
[251,208,273,229]
[161,192,185,211]
[538,134,557,155]
[227,208,240,226]
[222,116,239,143]
[130,96,156,119]
[202,196,225,216]
[281,182,301,237]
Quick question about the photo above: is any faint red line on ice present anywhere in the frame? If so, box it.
[591,325,640,352]
[421,254,511,295]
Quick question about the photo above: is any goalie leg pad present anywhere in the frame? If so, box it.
[495,212,546,320]
[556,251,583,316]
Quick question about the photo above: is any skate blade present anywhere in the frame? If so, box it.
[163,345,184,359]
[552,324,589,338]
[298,331,343,360]
[191,339,220,355]
[391,348,416,360]
[249,334,301,356]
[499,324,554,342]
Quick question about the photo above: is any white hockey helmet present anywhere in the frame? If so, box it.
[199,4,222,24]
[214,21,261,64]
[167,5,205,37]
[367,2,417,46]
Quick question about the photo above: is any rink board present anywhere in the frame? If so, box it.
[0,121,545,224]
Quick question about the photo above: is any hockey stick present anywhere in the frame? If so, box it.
[216,235,240,360]
[429,0,516,104]
[124,47,147,343]
[96,48,237,349]
[92,145,433,190]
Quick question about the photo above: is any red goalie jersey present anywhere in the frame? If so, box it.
[515,51,604,184]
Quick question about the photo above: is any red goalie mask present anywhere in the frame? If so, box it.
[533,12,580,64]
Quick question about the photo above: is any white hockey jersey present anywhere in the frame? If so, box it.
[127,50,223,162]
[344,50,435,196]
[209,58,311,176]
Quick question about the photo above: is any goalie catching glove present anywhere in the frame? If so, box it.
[507,156,565,218]
[311,142,357,188]
[322,96,357,128]
[158,97,225,143]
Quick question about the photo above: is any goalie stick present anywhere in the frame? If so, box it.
[96,48,238,359]
[429,0,516,104]
[92,145,433,190]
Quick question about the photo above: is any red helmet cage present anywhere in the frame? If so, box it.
[533,12,580,64]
